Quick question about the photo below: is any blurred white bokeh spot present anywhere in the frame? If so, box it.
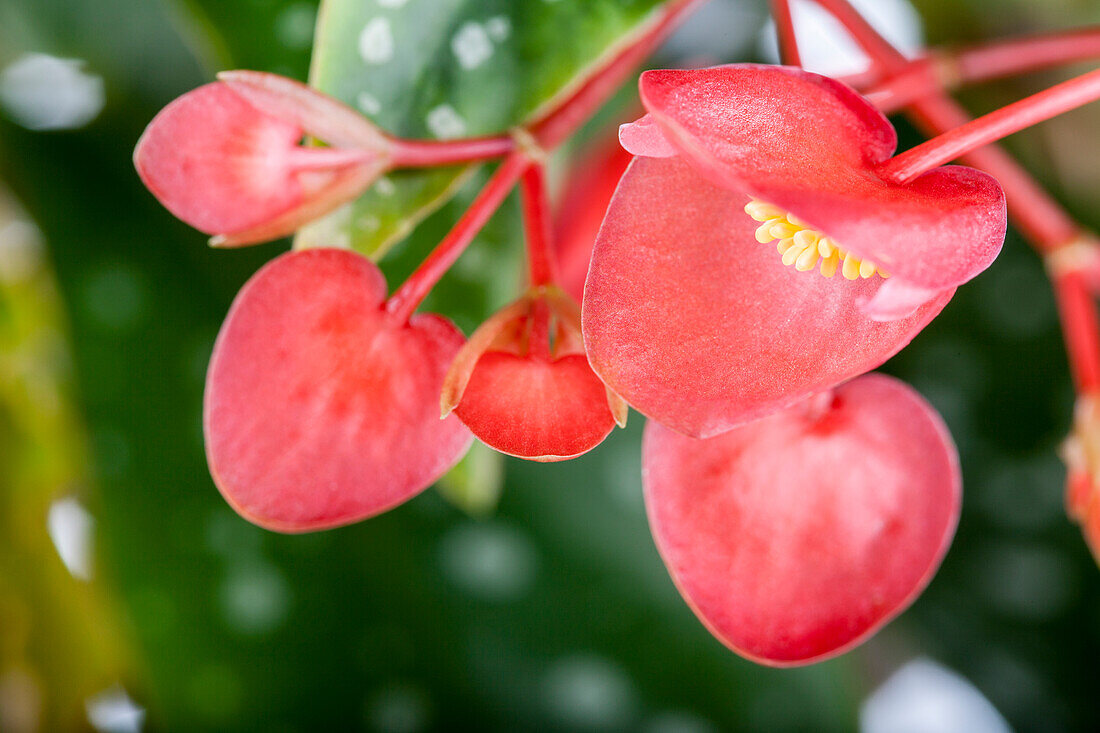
[541,654,638,731]
[438,521,537,602]
[0,53,105,131]
[219,562,291,636]
[759,0,923,78]
[365,682,432,733]
[661,0,759,63]
[47,496,94,581]
[861,658,1012,733]
[85,685,145,733]
[644,710,719,733]
[0,219,44,284]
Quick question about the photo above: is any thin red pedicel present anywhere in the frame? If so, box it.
[855,27,1100,113]
[769,0,802,68]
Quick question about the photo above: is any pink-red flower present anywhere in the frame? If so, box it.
[205,248,471,532]
[441,290,626,461]
[134,72,391,246]
[583,64,1006,437]
[644,374,960,665]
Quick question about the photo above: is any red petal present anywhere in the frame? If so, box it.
[643,374,960,666]
[618,114,677,158]
[583,156,952,438]
[859,278,944,321]
[205,249,472,532]
[638,65,1006,289]
[454,352,616,461]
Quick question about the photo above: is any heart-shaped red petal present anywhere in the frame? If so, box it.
[643,374,960,666]
[455,352,616,461]
[583,156,952,438]
[205,248,472,532]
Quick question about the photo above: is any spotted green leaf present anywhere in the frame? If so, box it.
[295,0,671,259]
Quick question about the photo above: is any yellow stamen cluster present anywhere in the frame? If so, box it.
[744,199,889,279]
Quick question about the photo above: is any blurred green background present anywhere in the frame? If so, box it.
[2,0,1100,730]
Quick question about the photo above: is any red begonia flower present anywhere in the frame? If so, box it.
[583,64,1006,438]
[135,72,390,246]
[442,291,626,461]
[643,373,960,666]
[205,248,471,532]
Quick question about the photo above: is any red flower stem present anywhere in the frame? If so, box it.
[813,0,907,68]
[386,152,531,323]
[902,94,1079,250]
[527,298,553,362]
[816,0,1100,393]
[530,0,707,149]
[519,164,558,288]
[770,0,803,67]
[288,146,377,170]
[860,27,1100,113]
[880,68,1100,183]
[390,136,516,167]
[1055,271,1100,393]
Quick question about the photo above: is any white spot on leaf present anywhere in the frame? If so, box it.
[425,104,466,140]
[357,91,382,116]
[359,17,395,64]
[375,176,396,196]
[485,16,511,43]
[451,22,493,70]
[377,0,409,7]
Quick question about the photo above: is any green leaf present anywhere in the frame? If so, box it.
[436,441,506,517]
[295,0,670,259]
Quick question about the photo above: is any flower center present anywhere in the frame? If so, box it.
[744,199,889,280]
